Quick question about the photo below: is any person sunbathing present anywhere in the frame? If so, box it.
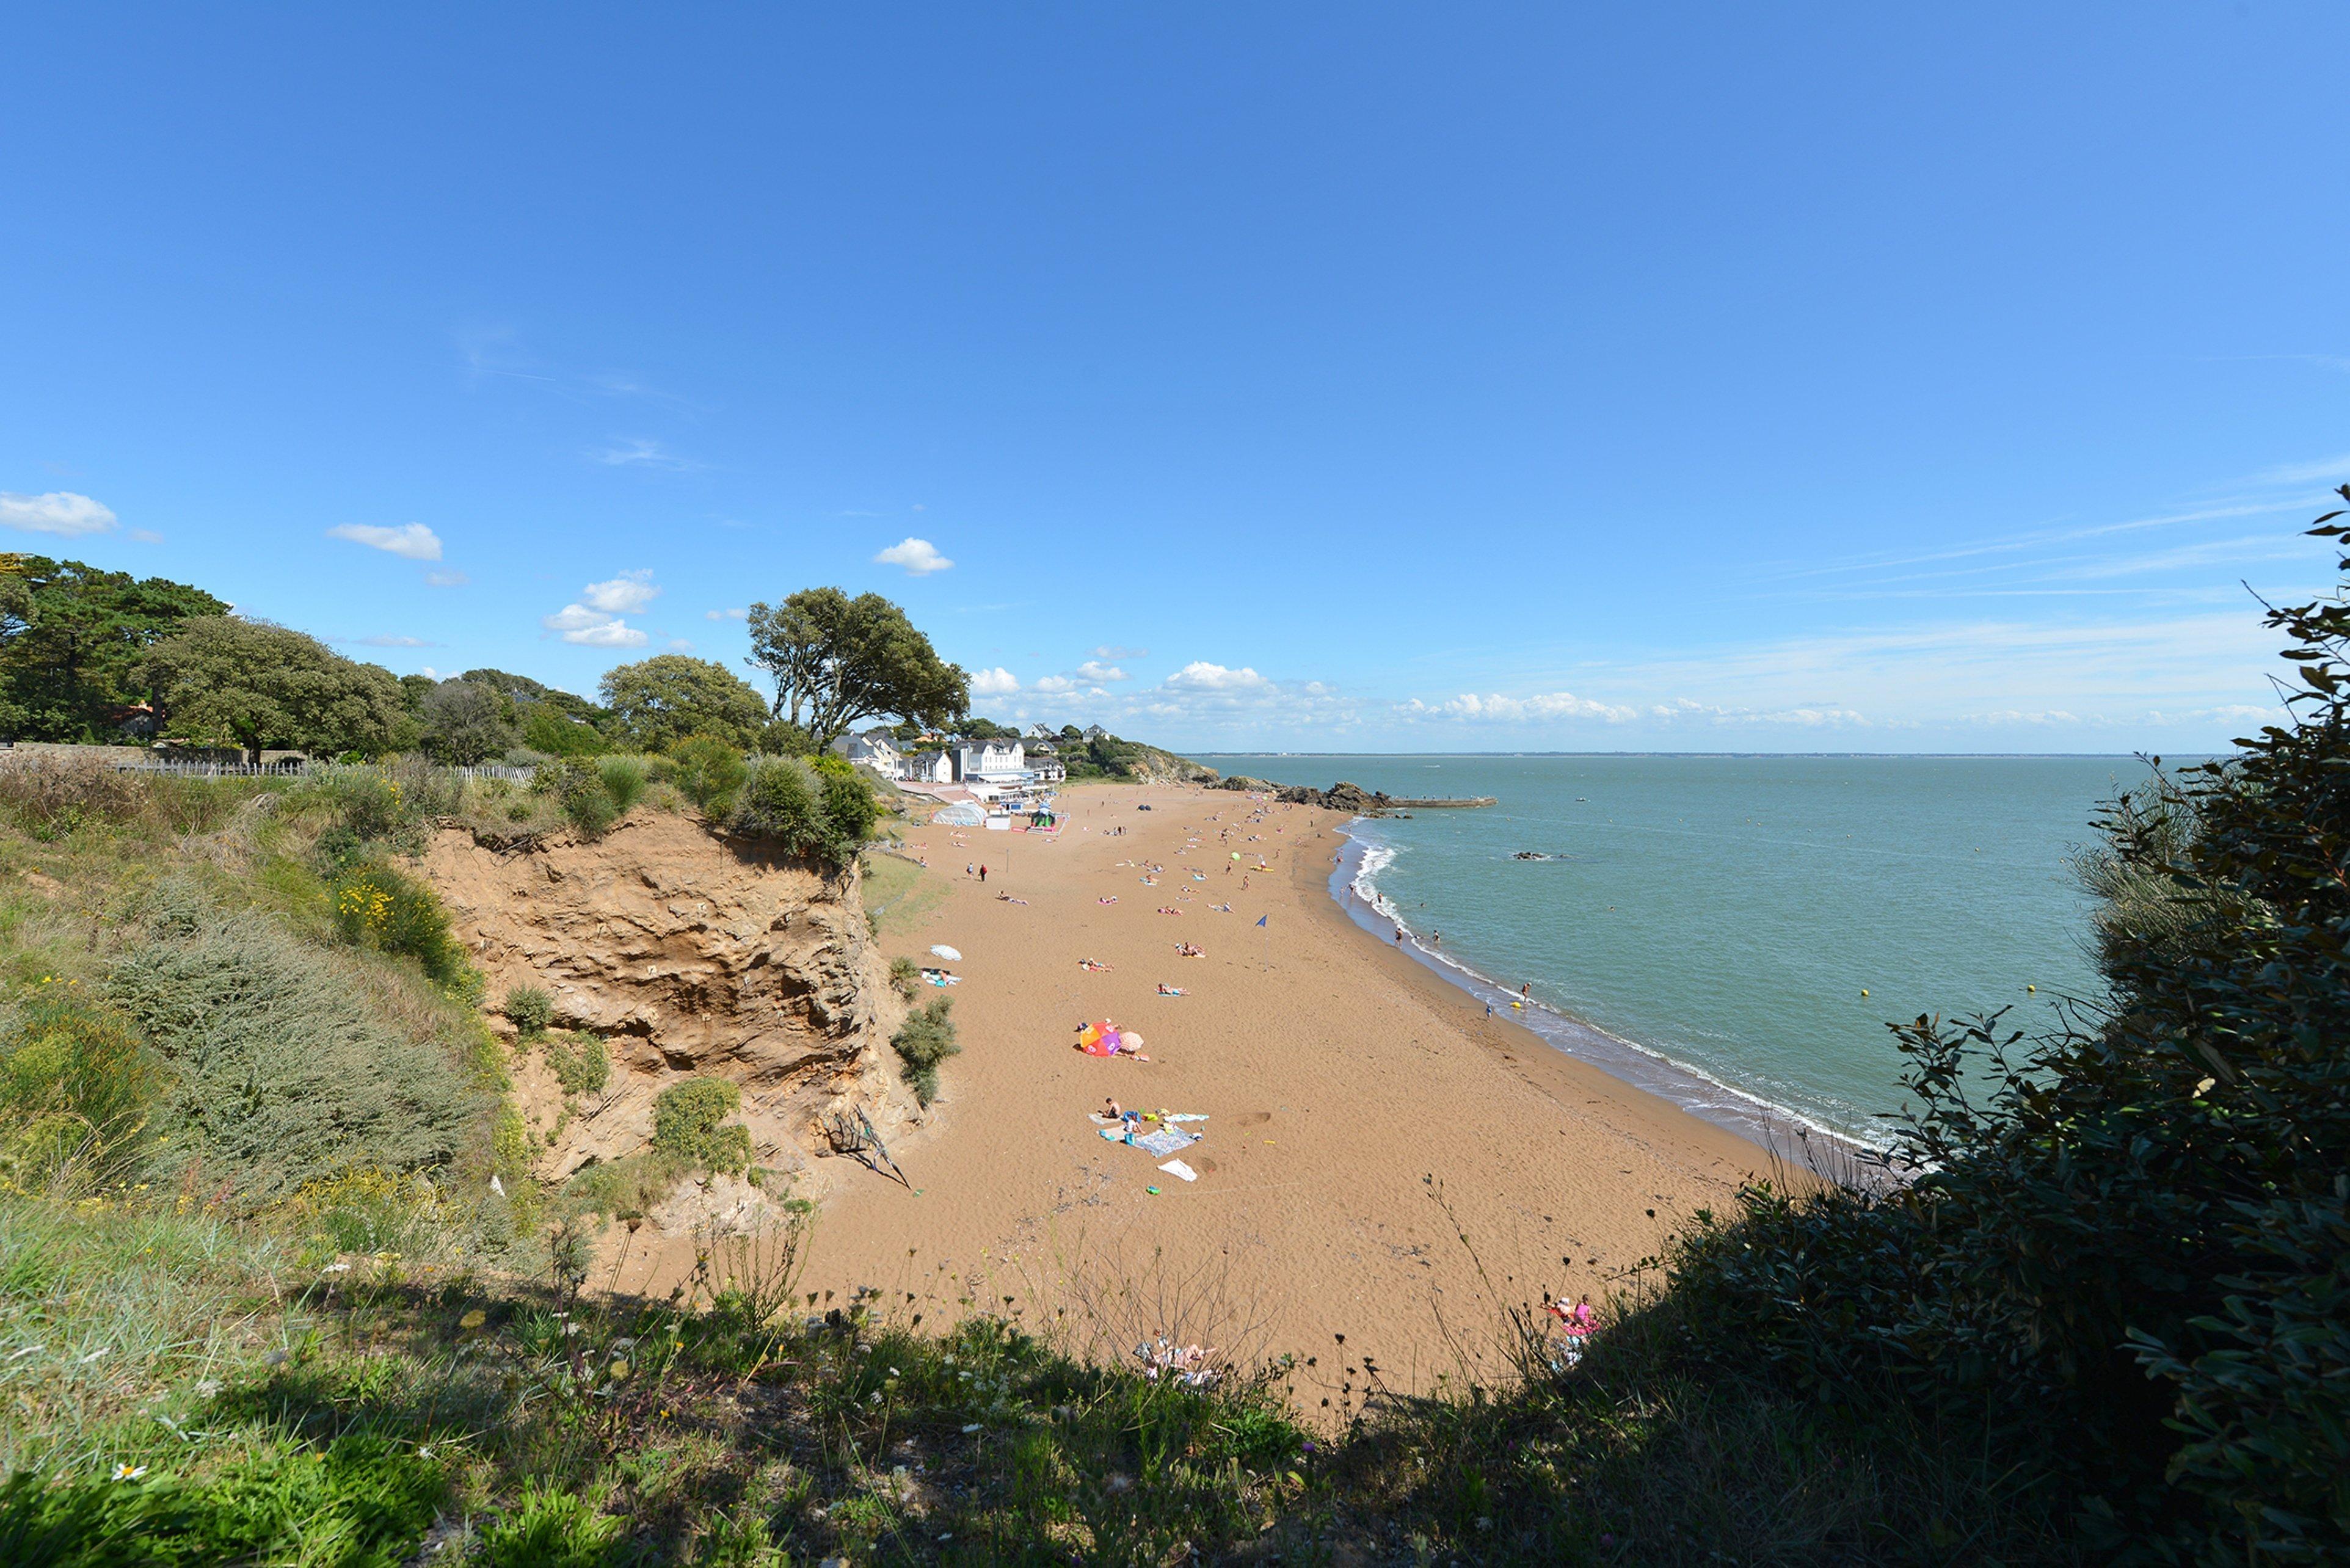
[1079,958,1113,970]
[1156,983,1187,995]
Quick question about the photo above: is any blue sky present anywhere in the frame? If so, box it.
[4,4,2347,753]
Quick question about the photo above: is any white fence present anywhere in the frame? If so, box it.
[89,758,540,783]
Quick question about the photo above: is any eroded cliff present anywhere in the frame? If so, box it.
[421,810,911,1187]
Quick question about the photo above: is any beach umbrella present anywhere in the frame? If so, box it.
[930,944,962,961]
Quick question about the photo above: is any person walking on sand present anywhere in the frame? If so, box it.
[979,864,988,884]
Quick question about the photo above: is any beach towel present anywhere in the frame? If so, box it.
[1157,1159,1198,1183]
[1132,1127,1197,1158]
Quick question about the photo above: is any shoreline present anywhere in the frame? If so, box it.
[1326,820,1880,1167]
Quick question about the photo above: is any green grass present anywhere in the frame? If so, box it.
[860,851,947,937]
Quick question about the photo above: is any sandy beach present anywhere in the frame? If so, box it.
[611,780,1776,1394]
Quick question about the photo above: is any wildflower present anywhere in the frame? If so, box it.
[322,1261,351,1274]
[195,1379,222,1397]
[417,1446,435,1461]
[111,1464,147,1481]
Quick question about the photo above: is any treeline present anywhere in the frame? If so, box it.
[0,559,970,769]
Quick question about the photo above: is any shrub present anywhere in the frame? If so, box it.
[0,756,147,838]
[892,997,959,1106]
[0,991,164,1194]
[545,1032,609,1098]
[595,755,647,815]
[319,767,409,843]
[330,862,467,985]
[726,755,874,867]
[535,760,618,837]
[651,1077,751,1175]
[888,956,920,1001]
[503,985,554,1039]
[666,735,747,817]
[108,899,485,1203]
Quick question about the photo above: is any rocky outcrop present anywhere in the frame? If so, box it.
[420,810,909,1185]
[1213,778,1492,813]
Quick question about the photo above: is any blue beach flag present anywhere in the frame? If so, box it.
[1255,915,1267,927]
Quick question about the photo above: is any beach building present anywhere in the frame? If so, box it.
[1083,724,1110,740]
[955,739,1027,785]
[904,749,955,785]
[1029,755,1066,783]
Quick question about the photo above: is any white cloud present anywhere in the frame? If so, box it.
[352,635,435,648]
[705,607,747,621]
[582,570,659,614]
[668,637,694,652]
[544,604,612,633]
[420,666,444,680]
[1075,661,1128,682]
[1421,691,1644,724]
[1094,645,1148,660]
[564,620,649,648]
[129,528,164,543]
[1031,675,1079,694]
[875,537,953,575]
[424,570,469,588]
[327,522,443,561]
[1165,661,1267,691]
[0,490,117,537]
[970,666,1019,697]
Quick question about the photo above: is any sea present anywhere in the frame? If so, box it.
[1195,754,2147,1150]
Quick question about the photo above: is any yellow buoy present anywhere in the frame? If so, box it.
[2027,984,2036,993]
[1860,989,1869,997]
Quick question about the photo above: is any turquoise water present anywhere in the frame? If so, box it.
[1198,755,2142,1144]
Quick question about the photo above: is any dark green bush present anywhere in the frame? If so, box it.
[726,756,873,867]
[503,985,554,1039]
[651,1077,750,1175]
[545,1032,609,1098]
[475,1478,626,1567]
[666,735,747,817]
[887,956,920,1001]
[892,996,959,1105]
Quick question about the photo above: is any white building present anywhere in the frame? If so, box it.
[956,740,1027,785]
[1029,757,1067,783]
[904,749,956,784]
[1083,724,1110,740]
[1023,722,1058,741]
[841,730,902,774]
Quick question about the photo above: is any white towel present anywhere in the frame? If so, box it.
[1157,1159,1198,1182]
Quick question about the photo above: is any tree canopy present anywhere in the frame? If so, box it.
[744,589,966,751]
[0,554,229,741]
[418,679,517,765]
[597,655,769,751]
[139,617,406,763]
